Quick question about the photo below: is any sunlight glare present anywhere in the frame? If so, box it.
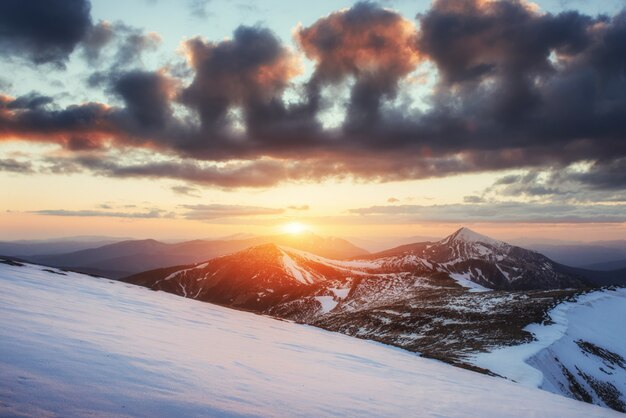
[281,222,309,234]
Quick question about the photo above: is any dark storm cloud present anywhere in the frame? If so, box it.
[0,70,177,150]
[296,1,420,130]
[0,94,117,148]
[412,0,626,157]
[5,93,54,110]
[417,0,591,85]
[181,26,304,134]
[113,71,174,130]
[0,0,161,69]
[0,0,92,66]
[1,1,626,189]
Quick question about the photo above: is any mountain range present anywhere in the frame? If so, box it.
[3,233,368,279]
[122,227,626,408]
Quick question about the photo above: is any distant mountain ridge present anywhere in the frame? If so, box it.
[0,238,123,257]
[524,242,626,268]
[14,233,369,279]
[124,227,625,309]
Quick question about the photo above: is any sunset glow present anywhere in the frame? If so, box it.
[281,222,309,235]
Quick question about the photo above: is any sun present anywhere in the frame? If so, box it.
[281,222,309,235]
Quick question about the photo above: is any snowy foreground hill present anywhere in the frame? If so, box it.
[0,261,619,417]
[472,287,626,412]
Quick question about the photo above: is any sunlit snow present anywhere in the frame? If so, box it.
[0,261,619,417]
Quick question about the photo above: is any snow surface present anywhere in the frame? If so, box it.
[528,288,626,409]
[280,250,314,284]
[314,296,339,314]
[329,287,350,299]
[449,273,490,293]
[0,261,619,417]
[280,246,382,271]
[470,289,626,390]
[451,227,504,247]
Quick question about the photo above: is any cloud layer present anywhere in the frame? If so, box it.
[0,0,625,193]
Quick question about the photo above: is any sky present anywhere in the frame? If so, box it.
[1,0,625,242]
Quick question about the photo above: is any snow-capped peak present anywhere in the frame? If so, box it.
[446,227,504,247]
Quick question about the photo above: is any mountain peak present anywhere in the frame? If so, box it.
[446,227,503,246]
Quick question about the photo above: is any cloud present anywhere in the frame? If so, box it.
[0,0,162,69]
[0,1,625,189]
[349,202,626,223]
[80,18,163,69]
[572,159,626,191]
[31,209,168,219]
[182,26,301,131]
[188,0,211,18]
[6,93,54,110]
[171,185,201,197]
[0,158,34,173]
[478,160,626,203]
[288,205,309,211]
[296,2,420,129]
[112,70,175,130]
[64,156,298,188]
[0,0,92,66]
[181,204,284,220]
[113,26,161,67]
[81,21,115,64]
[463,195,485,204]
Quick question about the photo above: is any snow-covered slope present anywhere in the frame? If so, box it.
[470,288,626,412]
[0,260,618,417]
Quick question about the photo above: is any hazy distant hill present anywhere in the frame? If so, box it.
[0,238,124,257]
[584,259,626,271]
[19,233,369,278]
[523,241,626,268]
